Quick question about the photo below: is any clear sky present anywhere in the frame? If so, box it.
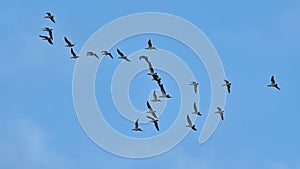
[1,0,300,169]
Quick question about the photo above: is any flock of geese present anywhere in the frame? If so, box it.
[39,12,281,133]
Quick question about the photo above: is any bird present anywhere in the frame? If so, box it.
[146,101,158,118]
[152,74,162,85]
[186,114,197,131]
[101,51,113,59]
[139,55,156,76]
[189,81,199,93]
[70,48,79,59]
[139,55,149,61]
[86,52,99,59]
[222,79,231,93]
[151,90,161,102]
[64,37,75,47]
[42,27,53,40]
[145,39,157,50]
[132,119,142,131]
[192,102,201,116]
[44,12,55,23]
[159,84,171,98]
[116,48,131,62]
[215,107,224,120]
[146,116,159,131]
[267,75,280,90]
[39,35,53,45]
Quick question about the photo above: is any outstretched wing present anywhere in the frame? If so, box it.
[271,76,275,84]
[159,84,166,95]
[147,101,152,111]
[193,102,197,112]
[148,39,152,48]
[117,48,125,57]
[187,115,192,126]
[153,90,157,100]
[71,48,76,56]
[64,37,71,45]
[135,119,139,128]
[146,115,156,121]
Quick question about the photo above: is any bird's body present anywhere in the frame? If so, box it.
[102,51,113,59]
[117,49,131,62]
[159,84,171,98]
[222,79,231,93]
[43,27,53,40]
[39,35,53,45]
[267,76,280,90]
[189,81,199,93]
[64,37,75,47]
[146,101,158,118]
[145,39,157,50]
[215,107,224,120]
[132,119,142,131]
[192,102,201,116]
[147,116,159,131]
[44,12,55,23]
[186,115,197,131]
[86,52,99,59]
[151,90,161,102]
[70,48,79,59]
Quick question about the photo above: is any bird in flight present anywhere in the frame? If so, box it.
[132,119,142,131]
[64,37,75,47]
[192,102,201,116]
[189,81,199,93]
[151,90,161,102]
[43,27,53,40]
[86,52,99,59]
[145,39,157,50]
[159,84,171,98]
[222,79,231,93]
[146,101,158,118]
[39,35,53,45]
[70,48,79,59]
[215,107,224,120]
[44,12,55,23]
[102,51,113,59]
[186,114,197,131]
[147,116,159,131]
[267,75,280,90]
[116,49,131,62]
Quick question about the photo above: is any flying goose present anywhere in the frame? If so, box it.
[116,48,131,62]
[151,90,161,102]
[145,39,157,50]
[64,36,75,47]
[222,79,231,93]
[215,107,224,120]
[192,102,201,116]
[146,116,159,131]
[86,51,99,59]
[70,48,79,59]
[159,84,171,98]
[44,12,55,23]
[101,51,113,59]
[39,35,53,45]
[186,114,197,131]
[152,74,162,85]
[189,81,199,93]
[132,119,142,131]
[43,27,53,40]
[146,101,158,118]
[267,76,280,90]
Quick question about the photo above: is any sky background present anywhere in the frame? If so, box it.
[1,0,300,169]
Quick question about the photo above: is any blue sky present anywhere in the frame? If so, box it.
[1,0,300,168]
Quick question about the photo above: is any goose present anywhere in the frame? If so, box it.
[101,51,113,59]
[192,102,201,116]
[151,90,161,102]
[145,39,157,50]
[44,12,55,23]
[215,107,224,120]
[39,35,53,45]
[116,48,131,62]
[42,27,53,40]
[186,114,197,131]
[139,55,149,61]
[159,84,171,98]
[64,36,75,47]
[86,51,99,59]
[146,116,159,131]
[222,79,231,93]
[189,81,199,93]
[152,74,161,85]
[146,101,158,118]
[267,76,280,90]
[70,48,79,59]
[132,119,142,131]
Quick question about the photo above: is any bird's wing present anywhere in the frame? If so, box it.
[49,30,53,40]
[152,112,158,119]
[147,101,152,111]
[108,53,113,59]
[46,12,51,16]
[224,80,229,84]
[148,39,152,48]
[187,115,192,126]
[47,38,53,45]
[139,55,147,60]
[160,84,166,95]
[271,76,275,84]
[50,17,55,23]
[153,90,157,100]
[146,115,156,121]
[194,102,197,112]
[71,48,76,56]
[227,85,231,93]
[39,35,47,38]
[194,85,197,93]
[124,57,131,62]
[135,119,139,128]
[217,107,222,111]
[117,49,125,57]
[64,37,71,45]
[154,121,159,131]
[220,113,224,120]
